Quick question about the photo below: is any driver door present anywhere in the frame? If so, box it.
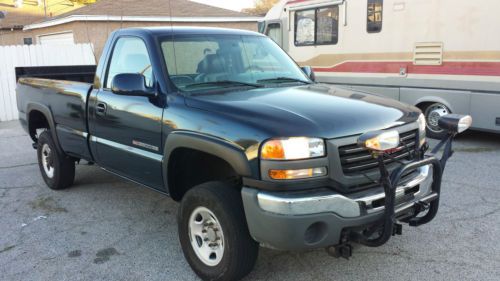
[91,36,164,189]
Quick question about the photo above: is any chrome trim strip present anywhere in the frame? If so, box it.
[256,165,430,218]
[257,191,361,218]
[90,136,163,162]
[57,124,88,138]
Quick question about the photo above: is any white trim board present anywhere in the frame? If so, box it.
[23,15,263,31]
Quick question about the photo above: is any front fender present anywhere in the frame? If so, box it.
[162,131,253,191]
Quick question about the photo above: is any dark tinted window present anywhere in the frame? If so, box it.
[367,0,383,33]
[23,37,33,45]
[295,6,339,46]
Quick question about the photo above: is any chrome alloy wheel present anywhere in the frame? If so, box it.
[425,103,450,133]
[41,143,54,178]
[188,206,225,266]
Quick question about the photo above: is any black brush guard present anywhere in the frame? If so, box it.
[353,134,455,247]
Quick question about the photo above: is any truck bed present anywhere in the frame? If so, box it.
[15,65,96,83]
[17,77,94,160]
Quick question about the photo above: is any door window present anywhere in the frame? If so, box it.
[266,23,282,47]
[105,37,153,89]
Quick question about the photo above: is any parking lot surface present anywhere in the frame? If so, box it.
[1,120,499,281]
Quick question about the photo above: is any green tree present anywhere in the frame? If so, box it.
[243,0,280,16]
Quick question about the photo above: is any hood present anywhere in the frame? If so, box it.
[184,84,420,139]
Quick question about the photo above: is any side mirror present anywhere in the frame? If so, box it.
[111,73,155,97]
[301,66,316,82]
[438,114,472,134]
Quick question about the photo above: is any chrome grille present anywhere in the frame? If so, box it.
[339,130,418,176]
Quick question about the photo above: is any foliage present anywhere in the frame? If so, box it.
[68,0,98,4]
[242,0,280,15]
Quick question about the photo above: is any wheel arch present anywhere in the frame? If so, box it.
[163,132,253,201]
[26,103,63,153]
[414,97,454,113]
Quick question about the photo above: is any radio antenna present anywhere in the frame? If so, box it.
[168,0,179,79]
[120,0,124,30]
[84,15,98,64]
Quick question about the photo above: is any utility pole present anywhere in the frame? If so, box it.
[44,0,47,18]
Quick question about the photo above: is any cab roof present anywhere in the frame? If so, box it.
[116,26,264,37]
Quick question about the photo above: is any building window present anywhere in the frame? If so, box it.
[367,0,383,33]
[23,37,33,45]
[295,5,339,46]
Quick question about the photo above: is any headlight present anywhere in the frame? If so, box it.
[417,113,426,146]
[261,137,325,160]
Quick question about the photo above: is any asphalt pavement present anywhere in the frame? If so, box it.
[1,120,499,281]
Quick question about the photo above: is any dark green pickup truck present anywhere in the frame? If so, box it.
[16,27,471,281]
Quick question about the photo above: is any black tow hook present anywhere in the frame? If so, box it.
[392,223,403,236]
[409,201,431,226]
[326,243,353,259]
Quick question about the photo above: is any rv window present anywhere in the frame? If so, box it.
[367,0,383,33]
[295,9,315,45]
[316,7,339,44]
[295,6,339,46]
[266,23,283,47]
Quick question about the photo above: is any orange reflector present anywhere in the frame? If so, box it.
[261,139,286,160]
[269,167,327,180]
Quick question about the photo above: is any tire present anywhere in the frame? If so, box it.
[37,131,75,190]
[178,181,259,281]
[423,102,451,139]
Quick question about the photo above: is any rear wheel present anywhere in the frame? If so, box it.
[178,181,259,281]
[423,102,451,139]
[37,131,75,190]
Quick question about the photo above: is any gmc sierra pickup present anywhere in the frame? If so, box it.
[17,27,472,281]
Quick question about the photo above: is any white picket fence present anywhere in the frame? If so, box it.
[0,43,96,122]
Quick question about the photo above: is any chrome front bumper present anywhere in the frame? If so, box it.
[256,165,433,218]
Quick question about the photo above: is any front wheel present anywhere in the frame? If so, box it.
[423,102,451,139]
[178,181,259,281]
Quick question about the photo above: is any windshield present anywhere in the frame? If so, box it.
[160,34,310,93]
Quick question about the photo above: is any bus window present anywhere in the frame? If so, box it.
[295,6,339,46]
[266,23,283,47]
[367,0,383,33]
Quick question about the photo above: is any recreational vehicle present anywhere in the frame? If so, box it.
[261,0,500,138]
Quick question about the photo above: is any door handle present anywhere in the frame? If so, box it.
[96,102,107,115]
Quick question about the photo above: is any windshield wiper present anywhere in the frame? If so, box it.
[257,77,311,84]
[184,80,264,90]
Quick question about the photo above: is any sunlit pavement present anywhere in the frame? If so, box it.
[1,120,499,281]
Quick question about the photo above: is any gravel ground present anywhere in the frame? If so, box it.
[0,120,499,281]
